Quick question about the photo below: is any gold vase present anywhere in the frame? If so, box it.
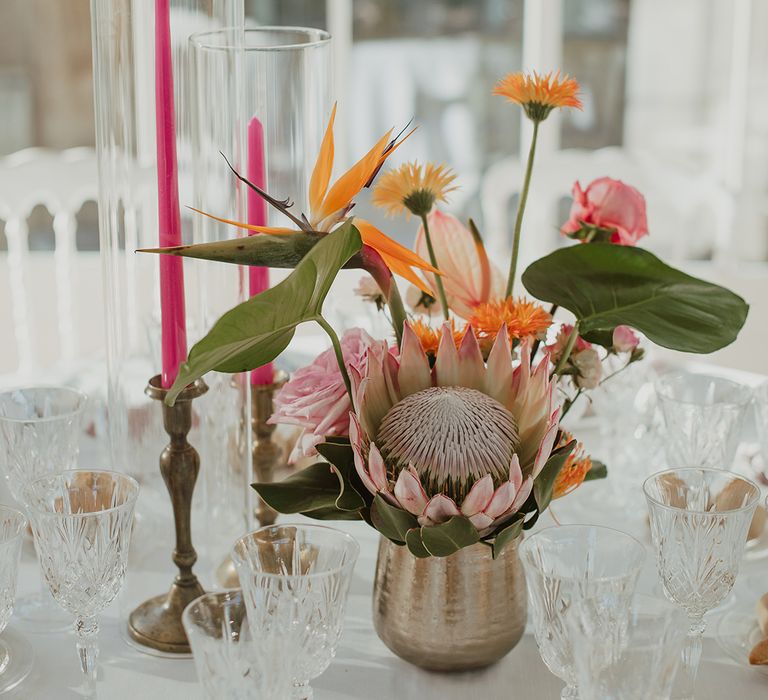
[372,534,527,671]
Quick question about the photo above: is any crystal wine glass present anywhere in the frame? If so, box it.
[183,589,292,699]
[655,372,750,470]
[644,467,760,699]
[0,505,30,693]
[0,386,87,629]
[568,593,687,700]
[232,524,360,700]
[23,470,139,698]
[519,524,646,700]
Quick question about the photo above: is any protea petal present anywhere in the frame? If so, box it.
[419,494,461,526]
[457,327,485,391]
[369,442,389,491]
[531,411,560,478]
[460,474,494,516]
[469,512,494,531]
[484,481,517,519]
[508,453,523,493]
[393,466,429,516]
[434,324,460,387]
[509,475,533,513]
[398,323,433,395]
[349,413,377,495]
[358,343,399,438]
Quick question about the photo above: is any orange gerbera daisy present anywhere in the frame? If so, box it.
[191,105,438,295]
[469,297,552,349]
[552,431,592,499]
[493,70,582,122]
[372,162,457,218]
[409,319,467,357]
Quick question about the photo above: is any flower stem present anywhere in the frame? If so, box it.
[552,322,580,378]
[419,213,450,320]
[386,277,407,348]
[505,120,540,298]
[315,316,354,406]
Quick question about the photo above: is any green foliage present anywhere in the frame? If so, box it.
[166,222,362,403]
[522,244,748,354]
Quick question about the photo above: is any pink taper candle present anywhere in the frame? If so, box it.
[155,0,187,389]
[247,116,273,385]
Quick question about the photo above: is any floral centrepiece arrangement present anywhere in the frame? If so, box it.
[143,70,748,562]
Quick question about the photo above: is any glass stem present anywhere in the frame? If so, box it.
[291,681,313,700]
[75,616,100,699]
[675,616,705,700]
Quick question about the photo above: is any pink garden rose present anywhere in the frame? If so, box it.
[612,325,640,353]
[270,328,377,461]
[561,177,649,246]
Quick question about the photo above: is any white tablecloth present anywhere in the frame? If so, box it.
[4,436,768,699]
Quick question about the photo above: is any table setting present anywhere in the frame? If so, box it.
[2,2,768,698]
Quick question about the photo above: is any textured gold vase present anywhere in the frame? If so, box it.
[372,534,527,671]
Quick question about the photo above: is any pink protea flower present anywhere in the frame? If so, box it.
[270,328,377,460]
[561,177,648,246]
[348,322,559,535]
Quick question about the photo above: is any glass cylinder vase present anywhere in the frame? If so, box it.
[188,26,331,542]
[89,0,245,567]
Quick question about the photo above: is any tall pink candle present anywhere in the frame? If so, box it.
[155,0,187,388]
[247,117,273,385]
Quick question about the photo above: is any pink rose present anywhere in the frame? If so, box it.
[612,325,640,353]
[561,177,649,246]
[270,328,378,461]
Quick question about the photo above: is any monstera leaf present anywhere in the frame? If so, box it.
[522,244,748,354]
[165,222,362,403]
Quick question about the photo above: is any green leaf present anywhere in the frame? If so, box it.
[140,230,325,268]
[420,516,480,557]
[302,507,362,521]
[405,528,431,558]
[491,515,525,559]
[522,244,748,354]
[533,440,577,514]
[167,222,362,403]
[315,440,368,511]
[252,462,343,514]
[580,328,615,349]
[584,459,607,482]
[370,494,418,544]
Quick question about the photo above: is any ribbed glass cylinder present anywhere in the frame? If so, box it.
[89,0,245,564]
[188,27,331,533]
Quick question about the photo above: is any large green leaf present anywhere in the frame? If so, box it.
[315,439,373,509]
[166,222,362,403]
[491,515,525,559]
[522,244,748,353]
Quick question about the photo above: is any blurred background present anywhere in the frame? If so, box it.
[1,0,767,385]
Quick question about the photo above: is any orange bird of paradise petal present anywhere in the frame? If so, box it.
[190,106,431,288]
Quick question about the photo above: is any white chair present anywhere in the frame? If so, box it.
[0,147,103,388]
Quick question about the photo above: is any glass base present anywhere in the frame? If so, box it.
[13,592,71,633]
[0,630,34,695]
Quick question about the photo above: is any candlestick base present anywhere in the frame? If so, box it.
[128,375,207,654]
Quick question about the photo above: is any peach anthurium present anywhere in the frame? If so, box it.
[191,105,437,296]
[413,209,505,319]
[348,322,560,536]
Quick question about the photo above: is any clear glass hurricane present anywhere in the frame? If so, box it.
[0,505,31,694]
[568,593,687,700]
[0,386,87,629]
[519,525,646,700]
[232,524,360,700]
[183,589,292,700]
[23,470,139,698]
[643,468,760,699]
[655,372,750,470]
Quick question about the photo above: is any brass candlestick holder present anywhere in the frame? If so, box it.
[216,371,287,588]
[128,375,208,654]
